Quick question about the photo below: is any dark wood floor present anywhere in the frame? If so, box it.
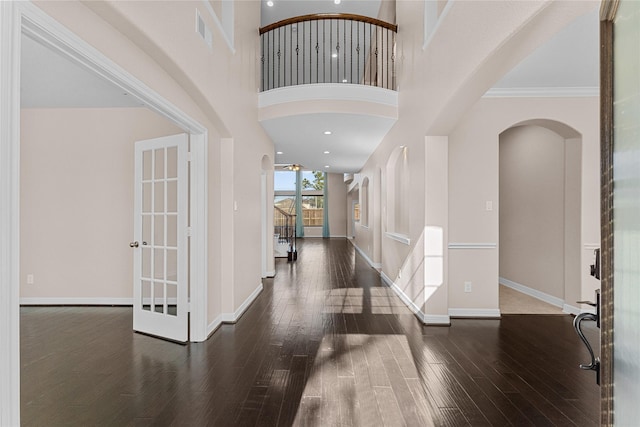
[21,238,600,426]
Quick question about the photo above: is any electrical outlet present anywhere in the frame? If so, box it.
[27,274,34,285]
[464,281,472,293]
[398,268,402,279]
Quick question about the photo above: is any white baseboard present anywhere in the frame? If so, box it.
[423,314,451,325]
[380,271,423,320]
[207,314,224,337]
[448,308,501,318]
[265,270,275,278]
[206,282,264,338]
[499,277,564,308]
[380,271,450,325]
[223,282,264,323]
[350,241,382,269]
[20,297,133,305]
[563,303,596,316]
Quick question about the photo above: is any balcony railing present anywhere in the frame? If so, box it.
[259,14,397,92]
[274,206,297,260]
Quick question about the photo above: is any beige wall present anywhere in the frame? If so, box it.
[352,95,599,320]
[350,1,596,321]
[328,172,348,237]
[499,125,567,299]
[25,2,600,326]
[448,97,599,313]
[347,185,357,239]
[564,138,582,307]
[32,0,275,326]
[498,126,582,307]
[20,108,181,299]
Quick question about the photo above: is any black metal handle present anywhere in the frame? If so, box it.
[576,300,596,307]
[573,312,600,385]
[573,289,601,385]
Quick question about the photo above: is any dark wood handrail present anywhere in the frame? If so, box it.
[259,13,398,35]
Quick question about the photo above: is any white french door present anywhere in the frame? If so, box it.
[132,133,188,342]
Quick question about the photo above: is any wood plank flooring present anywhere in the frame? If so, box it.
[21,238,600,426]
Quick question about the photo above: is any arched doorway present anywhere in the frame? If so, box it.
[499,119,582,314]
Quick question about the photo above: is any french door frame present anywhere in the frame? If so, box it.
[599,1,618,425]
[1,2,209,423]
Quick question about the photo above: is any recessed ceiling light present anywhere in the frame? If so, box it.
[325,165,330,168]
[267,0,274,6]
[334,0,341,4]
[276,151,283,154]
[323,151,330,154]
[332,53,338,58]
[324,131,332,135]
[342,79,348,83]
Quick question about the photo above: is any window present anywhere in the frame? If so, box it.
[274,195,295,214]
[274,170,325,226]
[274,171,297,215]
[274,170,296,191]
[301,171,324,226]
[302,195,324,226]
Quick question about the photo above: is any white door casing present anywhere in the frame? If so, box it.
[133,134,189,342]
[2,2,210,423]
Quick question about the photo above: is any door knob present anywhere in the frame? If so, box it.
[129,241,139,248]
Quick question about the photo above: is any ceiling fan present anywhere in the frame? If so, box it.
[281,164,303,171]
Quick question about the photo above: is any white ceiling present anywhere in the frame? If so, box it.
[261,0,382,27]
[263,112,397,173]
[21,34,142,108]
[20,3,599,173]
[492,8,599,90]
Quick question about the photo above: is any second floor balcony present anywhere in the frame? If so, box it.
[259,13,398,92]
[258,13,399,174]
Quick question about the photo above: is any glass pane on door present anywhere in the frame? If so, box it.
[133,134,188,342]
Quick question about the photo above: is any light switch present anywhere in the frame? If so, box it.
[485,201,493,211]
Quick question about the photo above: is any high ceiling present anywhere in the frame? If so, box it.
[260,0,383,27]
[492,8,598,91]
[20,2,599,173]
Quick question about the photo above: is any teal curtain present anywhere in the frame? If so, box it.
[295,169,304,237]
[322,172,330,238]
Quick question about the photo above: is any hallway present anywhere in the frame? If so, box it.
[21,239,599,426]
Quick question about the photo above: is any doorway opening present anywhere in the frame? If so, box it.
[17,26,210,342]
[498,120,582,315]
[1,3,214,419]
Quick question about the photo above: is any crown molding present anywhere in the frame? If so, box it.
[483,86,599,98]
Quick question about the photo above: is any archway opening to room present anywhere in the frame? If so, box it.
[499,120,582,315]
